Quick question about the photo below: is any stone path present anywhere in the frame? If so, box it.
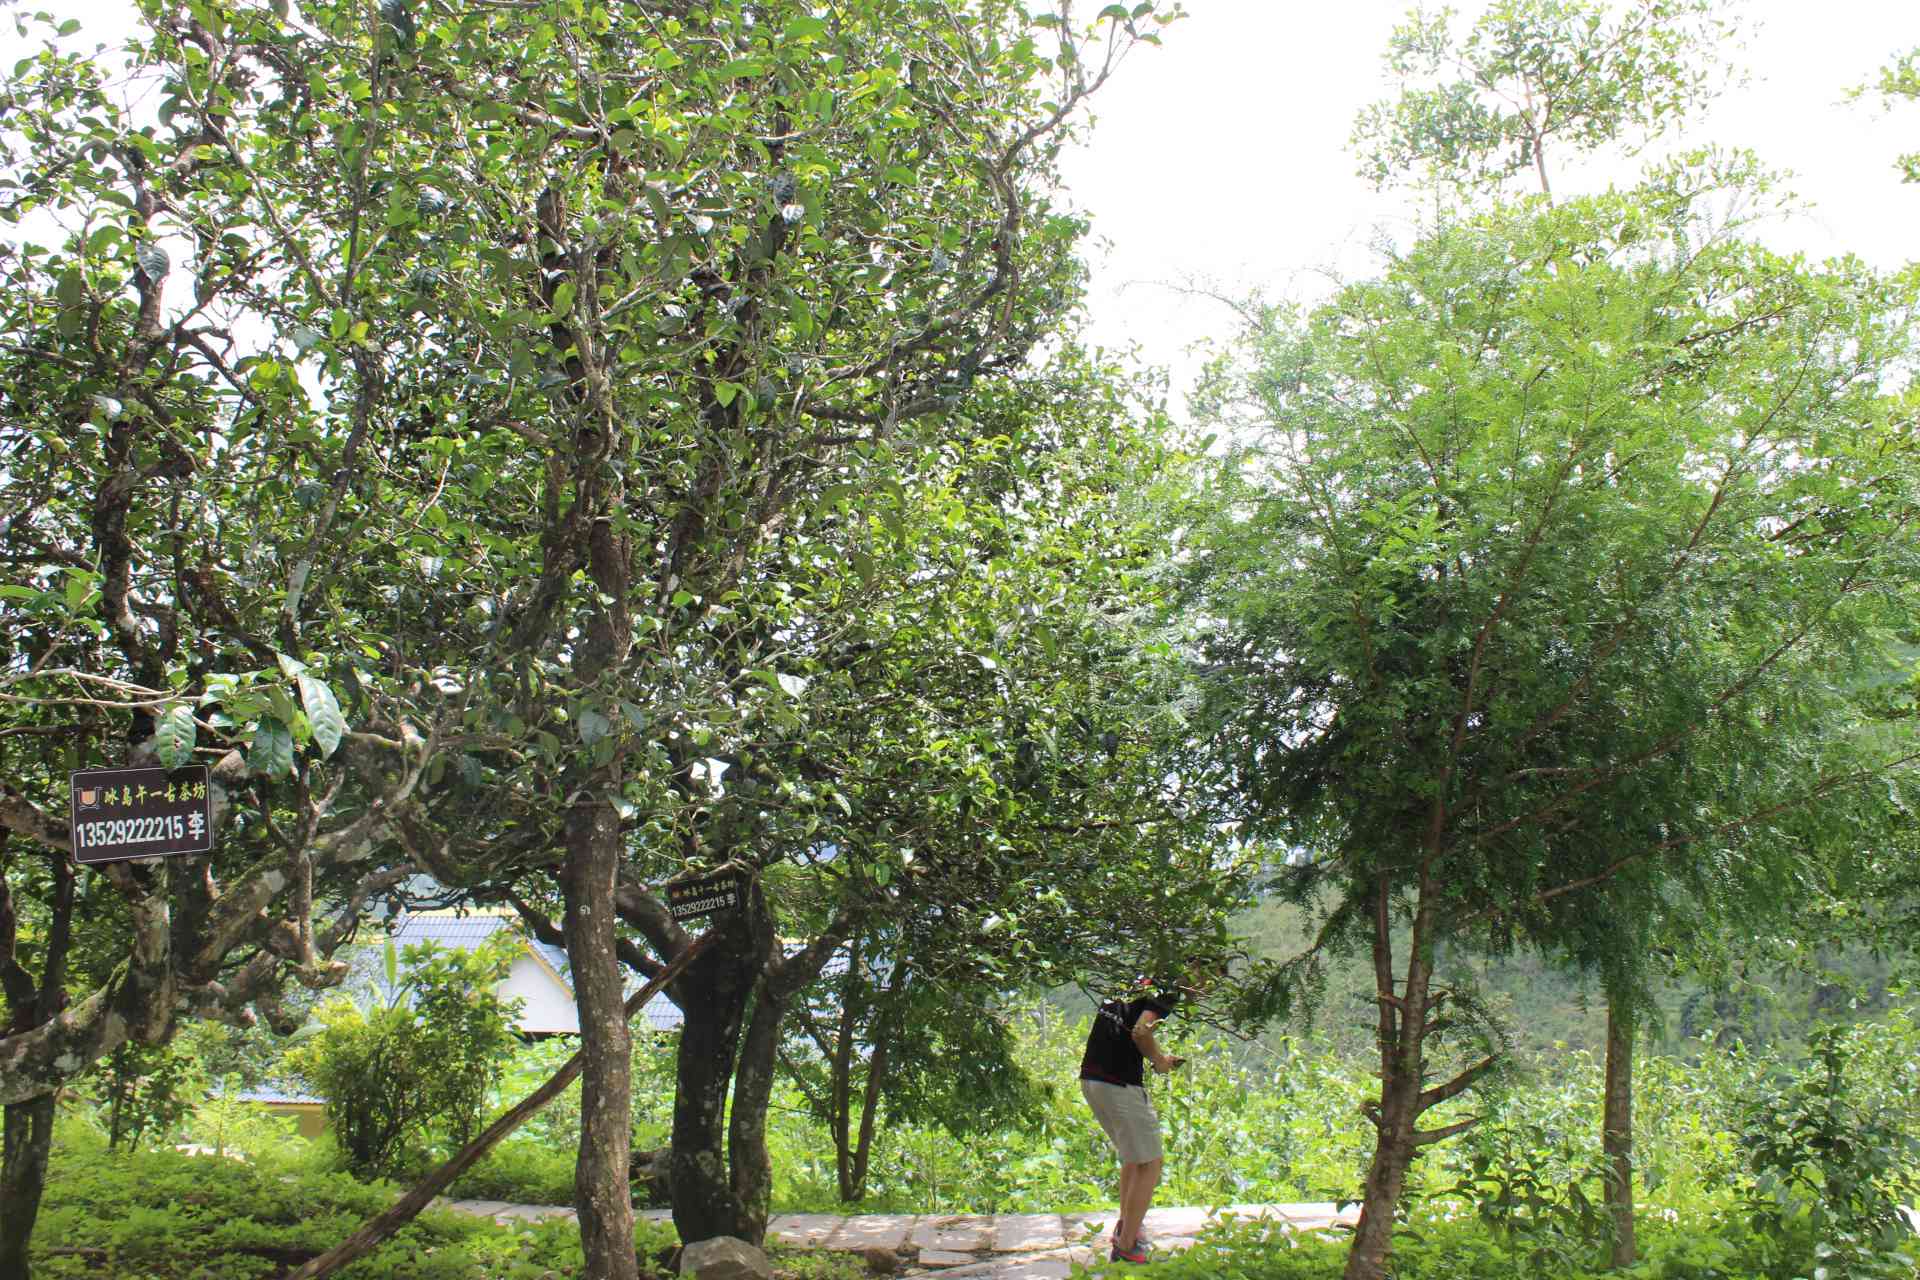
[444,1200,1359,1277]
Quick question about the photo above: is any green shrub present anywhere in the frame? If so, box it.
[443,1139,578,1206]
[90,1037,208,1152]
[22,1127,687,1279]
[1734,1024,1920,1279]
[286,936,522,1176]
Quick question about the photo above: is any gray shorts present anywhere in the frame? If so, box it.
[1081,1079,1163,1164]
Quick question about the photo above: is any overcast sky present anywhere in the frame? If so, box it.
[1058,0,1920,401]
[6,0,1917,401]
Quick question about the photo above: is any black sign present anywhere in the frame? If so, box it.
[666,871,746,923]
[69,766,213,865]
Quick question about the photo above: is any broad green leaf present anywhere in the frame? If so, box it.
[297,674,347,758]
[248,716,295,779]
[154,704,197,768]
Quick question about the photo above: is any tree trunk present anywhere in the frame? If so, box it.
[1603,1003,1635,1269]
[1343,1069,1421,1280]
[844,967,906,1203]
[0,1094,56,1280]
[830,941,861,1203]
[727,985,785,1245]
[1345,878,1419,1280]
[669,914,761,1244]
[0,847,73,1280]
[563,789,636,1280]
[847,1024,891,1202]
[1340,870,1485,1280]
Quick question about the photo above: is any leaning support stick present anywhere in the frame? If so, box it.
[279,931,717,1280]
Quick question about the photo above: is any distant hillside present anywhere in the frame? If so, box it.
[1234,899,1913,1062]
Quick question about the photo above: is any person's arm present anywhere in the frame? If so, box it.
[1131,1009,1185,1073]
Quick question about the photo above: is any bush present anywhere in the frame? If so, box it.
[28,1125,588,1280]
[1734,1024,1920,1279]
[26,1116,720,1279]
[90,1038,207,1152]
[285,936,522,1176]
[443,1139,579,1206]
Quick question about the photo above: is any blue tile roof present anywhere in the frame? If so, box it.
[230,1082,323,1106]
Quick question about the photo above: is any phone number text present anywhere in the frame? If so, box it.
[74,815,192,850]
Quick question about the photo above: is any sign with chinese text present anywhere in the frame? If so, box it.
[69,766,213,865]
[665,871,746,923]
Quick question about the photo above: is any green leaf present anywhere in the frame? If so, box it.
[577,707,611,745]
[154,704,197,768]
[248,716,295,779]
[714,381,739,407]
[276,652,309,680]
[782,16,829,41]
[297,674,347,758]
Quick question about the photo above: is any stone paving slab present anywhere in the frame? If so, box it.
[1139,1205,1210,1237]
[825,1213,920,1251]
[989,1258,1077,1280]
[919,1249,979,1267]
[912,1215,996,1253]
[917,1245,1093,1280]
[910,1260,1003,1280]
[491,1203,575,1222]
[1057,1212,1110,1242]
[991,1214,1067,1253]
[769,1213,844,1247]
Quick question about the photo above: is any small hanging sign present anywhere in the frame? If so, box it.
[665,870,747,923]
[70,765,213,865]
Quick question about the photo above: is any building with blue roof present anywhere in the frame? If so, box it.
[347,908,685,1035]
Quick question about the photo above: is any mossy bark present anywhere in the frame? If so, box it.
[668,910,763,1246]
[0,1093,55,1280]
[563,788,636,1280]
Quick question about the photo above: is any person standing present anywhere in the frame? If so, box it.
[1078,963,1211,1264]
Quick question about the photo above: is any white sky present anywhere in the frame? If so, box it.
[6,0,1918,402]
[1059,0,1920,401]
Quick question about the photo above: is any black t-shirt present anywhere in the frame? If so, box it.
[1079,994,1175,1088]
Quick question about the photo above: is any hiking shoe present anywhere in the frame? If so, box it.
[1109,1240,1151,1264]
